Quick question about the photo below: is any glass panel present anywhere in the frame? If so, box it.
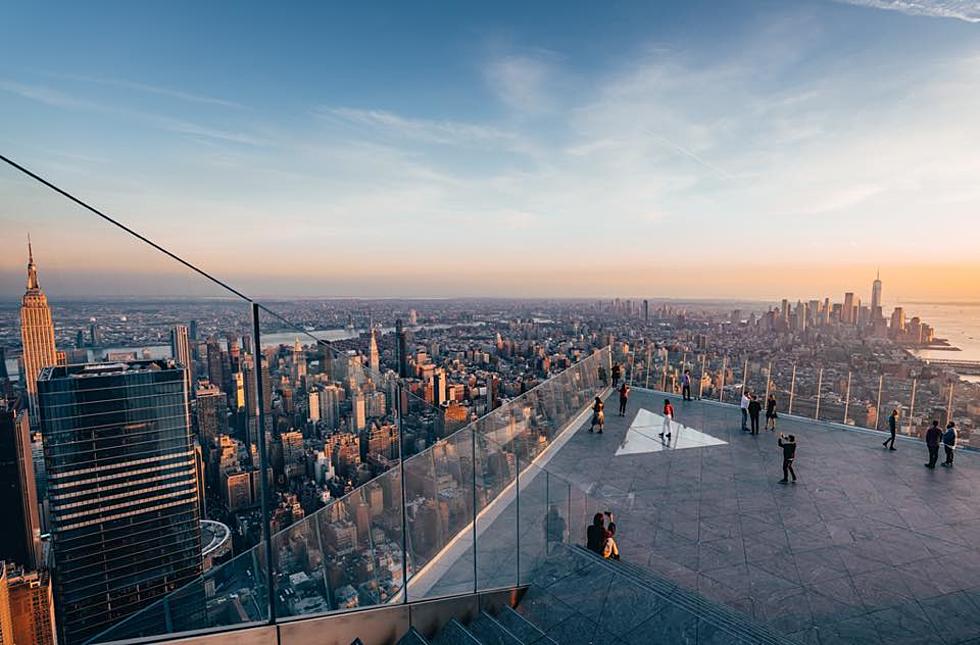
[636,342,655,391]
[880,372,913,439]
[913,368,947,442]
[721,355,740,406]
[0,164,270,645]
[846,371,878,429]
[792,364,820,420]
[817,367,848,425]
[474,425,518,591]
[290,469,402,614]
[404,421,475,601]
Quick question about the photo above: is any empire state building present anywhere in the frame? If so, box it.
[20,239,57,424]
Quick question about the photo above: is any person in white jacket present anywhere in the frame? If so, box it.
[740,392,751,431]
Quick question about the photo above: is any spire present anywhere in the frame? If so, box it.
[26,235,40,291]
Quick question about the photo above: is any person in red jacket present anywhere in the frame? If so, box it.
[660,399,674,440]
[618,383,630,416]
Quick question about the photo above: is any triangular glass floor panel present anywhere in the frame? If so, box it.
[615,408,727,456]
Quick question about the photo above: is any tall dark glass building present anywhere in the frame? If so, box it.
[395,318,408,378]
[38,360,202,644]
[0,396,42,569]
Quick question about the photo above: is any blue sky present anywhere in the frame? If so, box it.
[1,0,979,299]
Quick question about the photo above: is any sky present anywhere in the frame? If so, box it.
[1,0,979,300]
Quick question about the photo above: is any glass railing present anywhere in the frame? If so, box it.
[1,158,269,645]
[621,343,970,448]
[87,345,612,642]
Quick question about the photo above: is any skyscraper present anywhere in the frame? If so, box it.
[842,292,855,324]
[395,319,408,378]
[19,240,57,426]
[195,382,227,447]
[0,399,42,569]
[206,336,223,387]
[368,328,380,375]
[871,270,883,312]
[38,360,202,644]
[170,324,193,400]
[890,307,906,335]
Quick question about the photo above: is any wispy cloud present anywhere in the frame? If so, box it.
[642,129,736,181]
[0,79,264,146]
[0,80,101,110]
[320,107,518,146]
[483,51,558,113]
[149,116,268,146]
[836,0,980,22]
[57,74,245,109]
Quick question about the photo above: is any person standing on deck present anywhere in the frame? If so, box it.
[682,370,692,401]
[618,383,630,416]
[942,421,957,467]
[765,394,778,431]
[778,433,797,483]
[589,396,606,434]
[740,391,751,431]
[883,409,899,450]
[660,398,674,440]
[925,420,942,469]
[748,394,762,435]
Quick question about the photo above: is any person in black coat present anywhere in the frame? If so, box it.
[883,409,899,450]
[748,394,762,435]
[765,394,778,431]
[778,433,797,483]
[925,420,942,468]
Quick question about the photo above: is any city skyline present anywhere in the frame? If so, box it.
[2,238,978,301]
[3,1,980,298]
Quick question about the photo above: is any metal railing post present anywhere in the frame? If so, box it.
[908,378,918,435]
[515,451,520,587]
[741,358,749,396]
[946,382,954,426]
[396,383,408,603]
[874,374,883,430]
[545,470,551,554]
[472,429,479,594]
[814,368,823,420]
[698,354,706,400]
[764,360,772,402]
[788,364,797,415]
[250,303,276,626]
[719,356,727,402]
[644,345,652,390]
[843,372,852,424]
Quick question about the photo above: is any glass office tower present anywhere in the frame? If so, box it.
[38,360,203,644]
